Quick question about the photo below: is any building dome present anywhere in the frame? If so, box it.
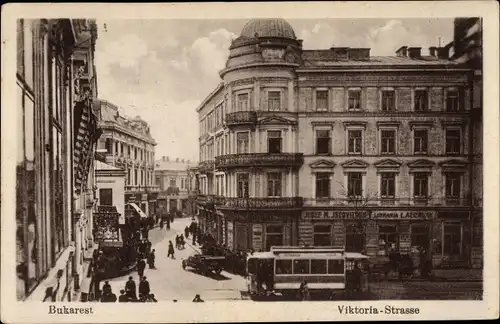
[240,18,296,39]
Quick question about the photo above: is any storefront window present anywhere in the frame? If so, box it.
[313,225,332,246]
[443,223,462,256]
[411,224,430,251]
[265,225,283,250]
[345,223,364,253]
[378,224,399,255]
[293,259,309,274]
[311,259,327,274]
[276,259,292,274]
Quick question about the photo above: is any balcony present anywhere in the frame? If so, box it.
[215,153,304,169]
[125,185,160,193]
[198,160,215,173]
[303,197,472,207]
[219,197,303,209]
[196,194,225,206]
[225,111,257,128]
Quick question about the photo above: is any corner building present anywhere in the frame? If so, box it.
[195,18,481,269]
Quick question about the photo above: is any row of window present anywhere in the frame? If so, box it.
[126,168,154,187]
[201,127,463,159]
[201,101,226,135]
[104,138,154,163]
[202,170,462,201]
[314,127,462,155]
[232,87,465,113]
[314,171,461,200]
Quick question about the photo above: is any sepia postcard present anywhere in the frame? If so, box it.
[1,1,499,323]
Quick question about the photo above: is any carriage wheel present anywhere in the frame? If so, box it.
[214,267,222,275]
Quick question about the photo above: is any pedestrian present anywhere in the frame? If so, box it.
[299,281,310,301]
[146,240,152,254]
[147,293,158,302]
[185,226,190,239]
[100,288,117,302]
[147,249,156,269]
[179,234,185,249]
[102,280,112,295]
[192,294,204,302]
[137,258,146,277]
[160,219,164,230]
[125,276,137,300]
[139,276,150,301]
[351,261,363,293]
[175,235,180,249]
[166,218,171,230]
[168,240,175,259]
[118,289,129,302]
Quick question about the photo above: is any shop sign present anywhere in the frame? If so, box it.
[252,224,263,251]
[372,211,435,220]
[141,194,148,201]
[100,241,123,248]
[304,211,369,220]
[227,222,234,250]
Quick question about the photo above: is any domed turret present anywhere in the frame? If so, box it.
[240,18,296,39]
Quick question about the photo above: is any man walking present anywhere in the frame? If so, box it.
[125,276,137,300]
[137,257,146,277]
[168,240,175,259]
[139,276,150,301]
[147,249,156,269]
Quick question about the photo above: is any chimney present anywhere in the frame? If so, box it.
[437,47,450,60]
[429,46,438,57]
[395,46,408,57]
[347,48,371,60]
[408,47,422,59]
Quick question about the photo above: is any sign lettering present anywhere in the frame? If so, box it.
[372,211,435,220]
[304,211,369,220]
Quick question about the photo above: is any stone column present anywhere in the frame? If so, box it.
[254,79,260,111]
[287,169,293,197]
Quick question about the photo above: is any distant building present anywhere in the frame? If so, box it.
[95,160,127,226]
[97,101,159,217]
[194,18,480,269]
[155,157,197,215]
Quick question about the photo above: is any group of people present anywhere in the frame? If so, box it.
[98,276,157,303]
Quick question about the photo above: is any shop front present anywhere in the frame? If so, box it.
[224,210,299,252]
[300,208,473,268]
[125,193,149,215]
[148,192,158,222]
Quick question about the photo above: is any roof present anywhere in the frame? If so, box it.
[240,18,296,39]
[155,160,198,172]
[301,51,463,68]
[95,160,124,171]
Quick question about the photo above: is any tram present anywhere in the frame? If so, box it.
[246,246,369,297]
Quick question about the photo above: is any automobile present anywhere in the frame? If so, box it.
[182,254,226,275]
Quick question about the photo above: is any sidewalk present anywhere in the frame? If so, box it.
[378,268,483,282]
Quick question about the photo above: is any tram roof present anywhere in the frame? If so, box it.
[270,246,345,254]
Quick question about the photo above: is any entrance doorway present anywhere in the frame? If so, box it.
[345,223,364,253]
[443,222,463,261]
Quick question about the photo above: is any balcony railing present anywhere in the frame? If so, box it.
[219,197,303,209]
[125,185,161,193]
[198,160,215,173]
[196,194,225,206]
[215,153,304,169]
[303,197,472,207]
[225,111,257,127]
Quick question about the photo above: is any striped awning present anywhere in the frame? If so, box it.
[74,98,101,195]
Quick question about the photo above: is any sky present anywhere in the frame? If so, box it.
[94,18,454,162]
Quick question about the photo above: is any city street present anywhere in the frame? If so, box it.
[104,218,246,301]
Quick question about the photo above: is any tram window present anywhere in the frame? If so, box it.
[328,260,345,274]
[311,259,327,274]
[276,259,292,274]
[293,259,310,274]
[247,258,258,275]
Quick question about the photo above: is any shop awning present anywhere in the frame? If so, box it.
[126,203,148,218]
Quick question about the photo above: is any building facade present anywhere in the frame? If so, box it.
[97,101,159,217]
[95,160,127,225]
[16,19,101,301]
[154,156,196,215]
[195,18,481,269]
